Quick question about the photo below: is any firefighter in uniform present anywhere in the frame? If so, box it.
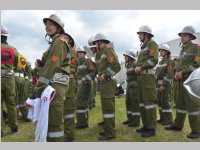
[64,36,77,142]
[123,50,141,127]
[88,37,97,110]
[165,26,200,139]
[134,25,159,138]
[14,54,28,121]
[93,33,121,140]
[1,25,18,136]
[88,36,104,125]
[23,61,34,122]
[156,44,174,126]
[88,58,97,110]
[24,62,34,101]
[34,14,73,142]
[75,47,96,129]
[172,56,180,108]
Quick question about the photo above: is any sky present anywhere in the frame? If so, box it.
[1,10,200,67]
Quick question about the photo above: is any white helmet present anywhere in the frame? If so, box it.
[137,25,154,37]
[43,14,65,31]
[178,25,196,40]
[76,46,86,54]
[184,67,200,104]
[123,50,136,60]
[159,44,171,53]
[88,35,95,45]
[1,25,8,37]
[93,33,110,43]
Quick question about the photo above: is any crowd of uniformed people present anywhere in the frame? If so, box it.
[1,14,200,141]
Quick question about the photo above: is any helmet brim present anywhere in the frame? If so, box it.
[77,51,86,55]
[43,18,64,32]
[178,32,196,40]
[137,32,154,37]
[93,39,110,43]
[1,32,8,37]
[123,54,135,60]
[159,49,171,54]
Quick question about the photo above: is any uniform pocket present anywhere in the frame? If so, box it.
[48,104,63,126]
[100,79,116,98]
[141,75,157,103]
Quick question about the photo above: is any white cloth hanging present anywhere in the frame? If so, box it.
[26,85,56,142]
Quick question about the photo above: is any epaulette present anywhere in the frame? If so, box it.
[59,35,71,49]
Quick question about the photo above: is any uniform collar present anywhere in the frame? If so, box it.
[52,33,61,42]
[182,41,192,49]
[78,57,86,64]
[126,59,135,66]
[141,39,151,49]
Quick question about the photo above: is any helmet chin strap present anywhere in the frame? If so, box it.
[45,32,59,44]
[45,34,52,44]
[98,41,101,51]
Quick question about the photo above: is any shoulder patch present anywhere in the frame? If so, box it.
[59,35,71,49]
[51,56,58,62]
[106,44,113,49]
[149,49,155,55]
[108,55,115,63]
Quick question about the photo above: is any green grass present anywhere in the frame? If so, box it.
[2,93,200,142]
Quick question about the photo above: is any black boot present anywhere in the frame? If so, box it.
[157,119,163,123]
[128,123,139,127]
[187,132,200,139]
[98,135,115,141]
[10,127,18,133]
[64,138,74,142]
[98,121,104,126]
[75,124,89,129]
[141,129,155,138]
[136,127,146,133]
[122,120,129,125]
[165,125,182,131]
[160,120,172,126]
[99,131,105,136]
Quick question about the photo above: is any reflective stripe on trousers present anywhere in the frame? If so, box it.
[177,109,200,116]
[139,103,157,109]
[104,114,114,118]
[161,109,172,113]
[131,112,141,116]
[47,131,64,138]
[127,111,141,116]
[64,114,74,119]
[188,111,200,116]
[176,109,187,114]
[127,111,132,114]
[76,109,88,113]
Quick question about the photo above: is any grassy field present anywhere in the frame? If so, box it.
[1,93,200,142]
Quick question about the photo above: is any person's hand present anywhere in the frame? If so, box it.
[135,66,142,75]
[175,71,183,80]
[98,74,105,81]
[159,85,165,92]
[82,77,86,82]
[178,71,183,80]
[25,102,33,108]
